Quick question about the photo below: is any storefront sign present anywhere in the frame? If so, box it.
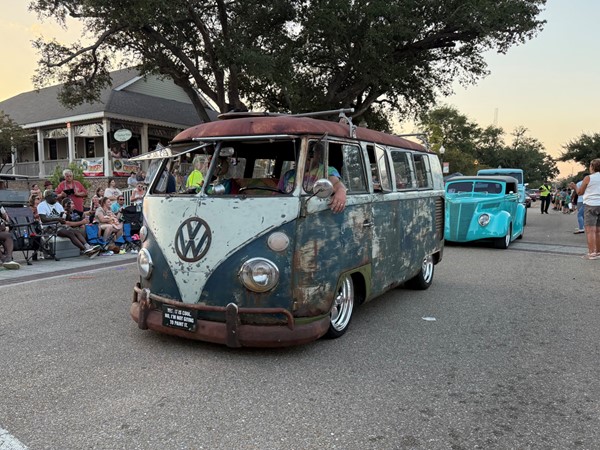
[113,158,140,177]
[114,129,133,142]
[82,158,104,177]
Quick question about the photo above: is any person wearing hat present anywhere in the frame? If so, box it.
[42,180,54,198]
[37,191,100,257]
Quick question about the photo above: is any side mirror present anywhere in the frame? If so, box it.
[312,179,334,198]
[220,147,234,157]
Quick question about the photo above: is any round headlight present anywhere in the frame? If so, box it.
[139,225,148,242]
[267,232,290,252]
[137,248,153,279]
[239,258,280,292]
[478,214,491,226]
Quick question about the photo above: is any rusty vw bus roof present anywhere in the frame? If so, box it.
[172,116,427,152]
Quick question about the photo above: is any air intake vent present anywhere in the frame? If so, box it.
[435,197,444,241]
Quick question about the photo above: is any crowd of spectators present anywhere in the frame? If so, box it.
[0,168,146,269]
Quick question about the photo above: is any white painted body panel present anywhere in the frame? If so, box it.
[145,196,300,303]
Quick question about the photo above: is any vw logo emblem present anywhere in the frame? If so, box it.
[174,218,212,262]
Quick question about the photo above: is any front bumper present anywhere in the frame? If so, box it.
[130,283,330,348]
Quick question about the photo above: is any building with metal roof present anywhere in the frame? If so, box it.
[0,68,217,177]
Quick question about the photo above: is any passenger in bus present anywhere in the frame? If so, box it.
[278,143,347,213]
[185,155,207,192]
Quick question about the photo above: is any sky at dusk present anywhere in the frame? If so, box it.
[0,1,597,178]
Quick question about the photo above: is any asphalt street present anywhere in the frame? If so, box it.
[0,206,598,449]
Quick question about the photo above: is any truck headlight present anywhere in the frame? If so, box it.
[138,248,153,279]
[139,225,148,242]
[478,214,490,226]
[239,258,279,292]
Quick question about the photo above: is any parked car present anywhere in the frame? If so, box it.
[527,188,540,201]
[525,194,532,208]
[445,175,526,249]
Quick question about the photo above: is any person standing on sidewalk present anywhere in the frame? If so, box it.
[570,159,600,259]
[573,173,588,234]
[539,180,552,214]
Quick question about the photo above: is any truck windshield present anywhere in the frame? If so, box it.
[447,181,503,194]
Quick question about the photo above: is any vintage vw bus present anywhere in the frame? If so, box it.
[445,175,525,249]
[130,110,445,347]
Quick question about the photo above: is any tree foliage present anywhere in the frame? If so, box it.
[0,111,35,171]
[49,162,90,190]
[419,106,558,184]
[30,0,546,125]
[559,133,600,170]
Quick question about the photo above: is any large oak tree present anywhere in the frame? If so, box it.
[30,0,546,125]
[419,106,557,184]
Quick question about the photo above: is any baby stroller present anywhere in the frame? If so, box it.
[120,205,142,252]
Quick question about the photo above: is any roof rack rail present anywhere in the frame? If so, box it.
[396,133,430,151]
[217,108,358,138]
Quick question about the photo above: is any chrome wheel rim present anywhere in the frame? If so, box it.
[422,255,434,284]
[330,276,354,332]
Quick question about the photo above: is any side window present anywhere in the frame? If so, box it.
[413,154,432,188]
[341,144,367,193]
[390,150,415,190]
[252,159,275,178]
[375,145,392,192]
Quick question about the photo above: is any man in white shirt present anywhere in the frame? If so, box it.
[38,192,99,257]
[127,171,138,188]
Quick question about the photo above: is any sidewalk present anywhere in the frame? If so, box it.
[0,252,137,286]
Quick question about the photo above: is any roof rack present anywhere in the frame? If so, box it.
[396,133,430,151]
[217,108,357,137]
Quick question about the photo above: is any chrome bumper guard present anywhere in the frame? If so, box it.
[131,283,328,348]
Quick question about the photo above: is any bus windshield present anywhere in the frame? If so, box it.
[148,139,300,196]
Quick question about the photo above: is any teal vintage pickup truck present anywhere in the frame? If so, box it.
[445,175,525,249]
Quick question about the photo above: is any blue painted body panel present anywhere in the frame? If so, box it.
[445,185,525,244]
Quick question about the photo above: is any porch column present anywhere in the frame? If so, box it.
[10,141,16,175]
[37,129,44,177]
[67,122,75,163]
[141,123,149,155]
[102,118,111,177]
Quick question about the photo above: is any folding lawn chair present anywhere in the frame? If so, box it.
[121,205,142,235]
[121,222,141,253]
[85,223,125,253]
[3,206,52,264]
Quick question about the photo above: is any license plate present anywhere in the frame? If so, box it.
[162,305,198,332]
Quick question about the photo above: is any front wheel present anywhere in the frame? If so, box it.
[325,274,354,339]
[495,225,512,249]
[405,254,435,290]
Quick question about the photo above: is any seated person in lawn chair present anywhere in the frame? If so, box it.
[37,191,99,258]
[0,206,20,269]
[95,197,124,244]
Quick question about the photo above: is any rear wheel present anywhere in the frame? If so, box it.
[325,274,354,339]
[405,254,435,290]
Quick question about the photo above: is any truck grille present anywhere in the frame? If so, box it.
[447,202,475,241]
